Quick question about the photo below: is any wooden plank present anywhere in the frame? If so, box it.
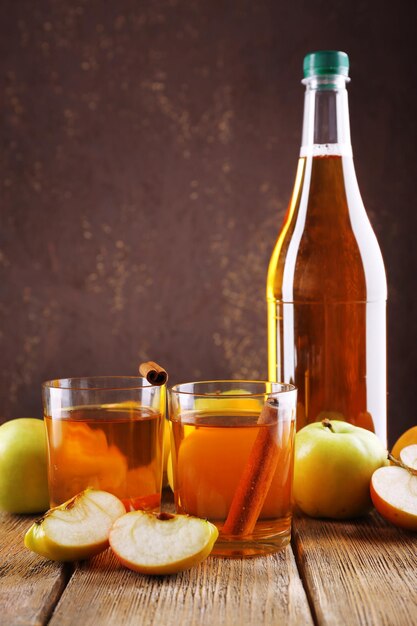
[0,513,69,626]
[292,512,417,626]
[48,545,314,626]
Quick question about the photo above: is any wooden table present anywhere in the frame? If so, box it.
[1,503,417,626]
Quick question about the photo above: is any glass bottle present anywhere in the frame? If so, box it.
[267,51,387,444]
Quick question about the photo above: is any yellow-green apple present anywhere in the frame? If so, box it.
[0,418,49,513]
[294,419,388,519]
[109,510,218,574]
[24,489,126,561]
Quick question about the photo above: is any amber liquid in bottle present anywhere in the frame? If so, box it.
[267,70,387,443]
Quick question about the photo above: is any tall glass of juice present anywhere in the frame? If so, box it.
[169,380,297,557]
[43,376,165,512]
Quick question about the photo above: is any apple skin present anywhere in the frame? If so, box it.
[0,418,49,514]
[293,420,388,519]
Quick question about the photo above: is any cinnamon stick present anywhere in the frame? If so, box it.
[221,400,279,536]
[139,361,168,386]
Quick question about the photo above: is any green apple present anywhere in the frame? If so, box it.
[0,418,49,514]
[294,419,388,519]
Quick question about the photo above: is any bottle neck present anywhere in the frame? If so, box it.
[300,75,352,157]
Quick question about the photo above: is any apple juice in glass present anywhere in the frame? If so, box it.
[43,377,165,511]
[169,381,297,557]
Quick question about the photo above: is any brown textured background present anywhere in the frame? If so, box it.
[1,0,416,447]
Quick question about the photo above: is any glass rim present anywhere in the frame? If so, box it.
[42,376,161,391]
[169,379,296,398]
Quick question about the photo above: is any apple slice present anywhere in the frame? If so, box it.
[24,489,126,561]
[399,444,417,470]
[109,511,219,574]
[370,446,417,532]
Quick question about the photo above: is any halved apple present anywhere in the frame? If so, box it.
[24,489,126,561]
[399,444,417,470]
[370,445,417,532]
[109,510,218,574]
[391,426,417,460]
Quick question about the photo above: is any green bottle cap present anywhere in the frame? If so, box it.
[303,50,349,78]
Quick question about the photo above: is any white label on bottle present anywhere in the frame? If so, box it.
[300,143,353,157]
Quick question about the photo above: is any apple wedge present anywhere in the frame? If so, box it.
[109,511,219,574]
[24,489,126,561]
[370,445,417,532]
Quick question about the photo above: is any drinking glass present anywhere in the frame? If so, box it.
[169,380,297,557]
[43,377,165,511]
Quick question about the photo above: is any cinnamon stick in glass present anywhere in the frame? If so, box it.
[139,361,168,386]
[221,400,279,536]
